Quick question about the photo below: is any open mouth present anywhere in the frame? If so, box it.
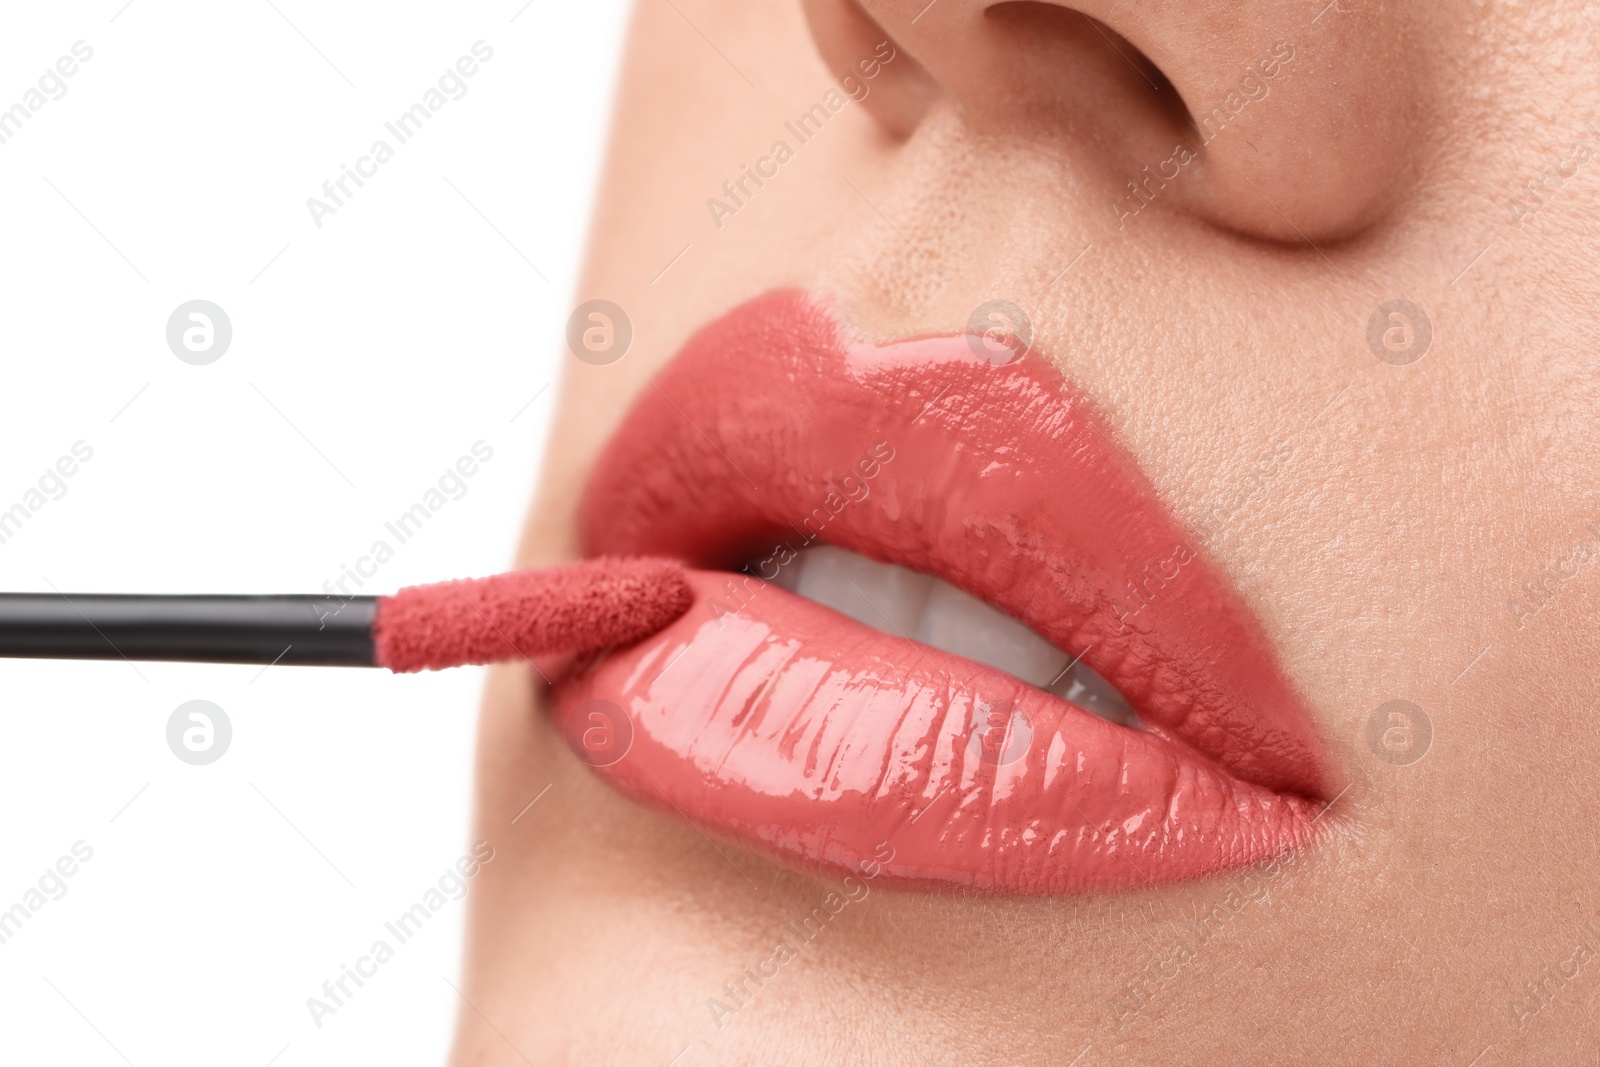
[549,289,1332,894]
[765,544,1143,730]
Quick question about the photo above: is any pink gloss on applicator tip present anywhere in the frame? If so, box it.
[372,556,694,673]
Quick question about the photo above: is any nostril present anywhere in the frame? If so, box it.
[825,0,1419,244]
[984,1,1196,140]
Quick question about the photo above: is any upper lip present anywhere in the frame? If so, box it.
[554,288,1331,892]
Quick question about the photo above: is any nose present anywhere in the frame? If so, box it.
[804,0,1429,242]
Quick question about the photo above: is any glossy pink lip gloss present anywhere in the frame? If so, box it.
[550,289,1332,894]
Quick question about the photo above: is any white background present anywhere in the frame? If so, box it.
[0,2,628,1063]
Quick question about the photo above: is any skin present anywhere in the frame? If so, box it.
[450,0,1600,1063]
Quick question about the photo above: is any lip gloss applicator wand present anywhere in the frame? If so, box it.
[0,557,693,672]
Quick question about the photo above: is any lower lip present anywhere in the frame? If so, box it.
[551,571,1323,895]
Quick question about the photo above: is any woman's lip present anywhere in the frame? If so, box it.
[555,288,1332,892]
[554,571,1324,894]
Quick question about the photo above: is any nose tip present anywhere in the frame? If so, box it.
[808,0,1426,243]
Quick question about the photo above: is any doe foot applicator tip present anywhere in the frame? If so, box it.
[373,556,694,673]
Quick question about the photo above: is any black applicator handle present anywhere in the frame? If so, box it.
[0,593,379,666]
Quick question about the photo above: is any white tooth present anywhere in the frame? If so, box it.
[749,544,1143,730]
[766,549,806,593]
[792,545,933,637]
[913,580,1071,689]
[1048,659,1142,729]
